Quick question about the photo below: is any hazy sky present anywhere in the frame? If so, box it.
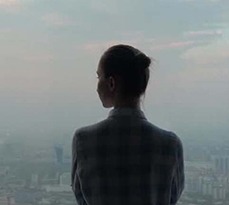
[0,0,228,142]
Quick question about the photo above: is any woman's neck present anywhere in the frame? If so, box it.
[113,98,140,109]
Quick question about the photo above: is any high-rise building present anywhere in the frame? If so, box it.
[212,155,229,175]
[31,174,38,188]
[202,181,212,196]
[213,185,226,200]
[185,174,199,193]
[60,172,71,186]
[54,145,63,164]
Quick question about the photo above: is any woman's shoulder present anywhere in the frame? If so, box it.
[73,118,112,137]
[141,120,181,143]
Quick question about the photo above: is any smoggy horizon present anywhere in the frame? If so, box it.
[0,0,228,142]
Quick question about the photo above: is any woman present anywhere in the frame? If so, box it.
[71,45,184,205]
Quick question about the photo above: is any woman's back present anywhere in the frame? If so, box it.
[72,107,184,205]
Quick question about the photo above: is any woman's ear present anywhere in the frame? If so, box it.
[108,76,115,92]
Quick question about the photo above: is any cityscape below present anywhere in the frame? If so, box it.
[0,136,229,205]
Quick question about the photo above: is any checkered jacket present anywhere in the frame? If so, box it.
[71,107,184,205]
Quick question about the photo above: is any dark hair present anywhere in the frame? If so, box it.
[99,44,151,98]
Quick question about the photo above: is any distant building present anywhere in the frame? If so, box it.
[212,185,226,200]
[212,155,229,175]
[54,145,63,164]
[202,180,212,196]
[31,174,38,188]
[60,172,71,186]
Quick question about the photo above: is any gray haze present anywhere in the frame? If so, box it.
[0,0,229,143]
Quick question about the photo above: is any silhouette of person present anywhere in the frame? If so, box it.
[71,44,185,205]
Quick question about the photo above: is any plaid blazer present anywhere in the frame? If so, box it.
[71,107,184,205]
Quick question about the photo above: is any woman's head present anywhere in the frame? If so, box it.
[96,44,151,108]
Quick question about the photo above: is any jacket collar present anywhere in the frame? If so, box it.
[108,107,147,120]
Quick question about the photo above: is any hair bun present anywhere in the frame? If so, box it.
[135,53,151,70]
